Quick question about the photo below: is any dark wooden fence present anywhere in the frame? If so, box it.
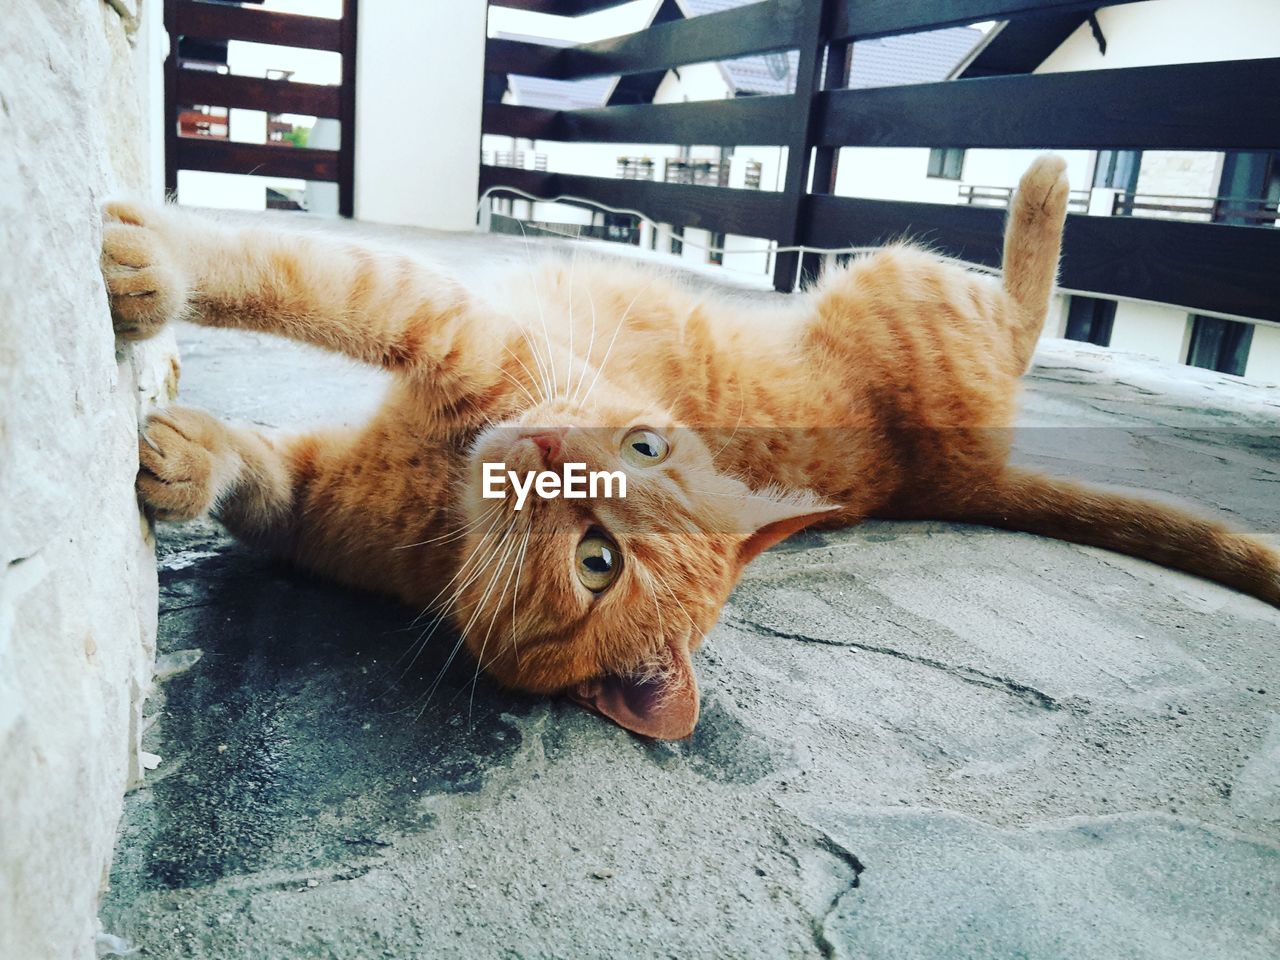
[163,0,358,216]
[479,0,1280,324]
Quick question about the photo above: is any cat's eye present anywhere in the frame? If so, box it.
[575,532,621,593]
[620,427,669,467]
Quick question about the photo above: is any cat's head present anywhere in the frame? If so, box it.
[457,392,833,739]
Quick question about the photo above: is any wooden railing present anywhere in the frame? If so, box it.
[163,0,358,216]
[480,0,1280,325]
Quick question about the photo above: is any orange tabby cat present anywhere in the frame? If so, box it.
[102,156,1280,739]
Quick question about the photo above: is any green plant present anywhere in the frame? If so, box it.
[280,127,310,148]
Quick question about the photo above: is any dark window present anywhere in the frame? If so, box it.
[927,147,965,180]
[1064,296,1116,346]
[670,225,684,256]
[1186,315,1254,377]
[709,232,725,266]
[1094,150,1142,192]
[1216,151,1280,225]
[602,213,640,246]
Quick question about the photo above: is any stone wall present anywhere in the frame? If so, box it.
[0,3,173,958]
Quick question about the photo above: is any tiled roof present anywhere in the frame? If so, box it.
[847,28,984,89]
[498,7,981,107]
[507,74,616,110]
[496,32,617,109]
[681,0,981,95]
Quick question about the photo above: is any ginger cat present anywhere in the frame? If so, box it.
[102,156,1280,739]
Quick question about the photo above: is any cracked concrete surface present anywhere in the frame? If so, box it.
[100,222,1280,958]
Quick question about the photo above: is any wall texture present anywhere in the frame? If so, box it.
[0,2,172,958]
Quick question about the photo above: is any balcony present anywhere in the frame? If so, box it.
[47,1,1280,958]
[478,2,1279,328]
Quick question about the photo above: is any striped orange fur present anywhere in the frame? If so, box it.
[103,156,1279,739]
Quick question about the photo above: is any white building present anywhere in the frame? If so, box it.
[483,0,1279,384]
[833,0,1280,383]
[173,0,1279,384]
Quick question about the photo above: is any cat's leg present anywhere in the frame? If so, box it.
[936,466,1280,607]
[101,201,502,404]
[138,405,300,551]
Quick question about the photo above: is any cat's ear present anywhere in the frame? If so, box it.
[735,492,840,568]
[568,640,699,740]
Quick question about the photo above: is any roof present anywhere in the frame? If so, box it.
[681,0,981,94]
[498,2,983,109]
[710,26,981,98]
[848,27,985,90]
[497,33,618,110]
[507,74,617,110]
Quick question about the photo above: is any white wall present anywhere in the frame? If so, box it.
[1037,0,1280,72]
[2,2,175,957]
[1106,301,1190,366]
[1135,151,1223,205]
[833,147,1095,203]
[355,0,487,230]
[488,0,658,44]
[653,60,732,104]
[1244,323,1280,386]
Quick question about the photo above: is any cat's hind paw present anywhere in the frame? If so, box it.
[102,200,190,341]
[137,406,230,521]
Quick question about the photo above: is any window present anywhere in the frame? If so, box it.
[670,225,684,256]
[1185,315,1254,377]
[1064,296,1115,346]
[927,147,965,180]
[1216,151,1280,225]
[708,232,725,266]
[1094,149,1142,192]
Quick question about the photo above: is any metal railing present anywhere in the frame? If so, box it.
[1112,191,1279,226]
[479,0,1280,325]
[960,183,1089,214]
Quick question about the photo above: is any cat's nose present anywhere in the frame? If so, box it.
[526,429,564,467]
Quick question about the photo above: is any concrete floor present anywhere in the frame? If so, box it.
[100,222,1280,959]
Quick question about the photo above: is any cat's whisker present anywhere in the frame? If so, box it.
[384,514,515,699]
[515,321,554,404]
[387,518,517,713]
[491,362,539,408]
[576,276,658,408]
[419,521,520,719]
[565,245,576,399]
[708,387,747,465]
[393,502,502,551]
[639,567,671,656]
[500,345,545,406]
[405,505,511,629]
[378,510,514,694]
[474,523,533,680]
[507,526,532,670]
[572,282,599,405]
[515,221,560,403]
[653,572,700,637]
[512,221,556,402]
[466,524,527,722]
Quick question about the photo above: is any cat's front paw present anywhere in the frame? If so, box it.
[137,407,231,521]
[102,200,191,341]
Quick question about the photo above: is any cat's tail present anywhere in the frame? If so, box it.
[1001,155,1071,375]
[938,466,1280,607]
